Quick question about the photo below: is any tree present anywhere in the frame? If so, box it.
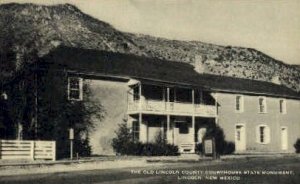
[4,64,105,158]
[111,120,133,155]
[35,68,105,158]
[0,94,15,139]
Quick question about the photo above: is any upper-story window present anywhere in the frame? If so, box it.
[256,125,270,144]
[279,99,286,114]
[68,77,83,101]
[258,97,267,113]
[133,86,140,101]
[235,95,244,112]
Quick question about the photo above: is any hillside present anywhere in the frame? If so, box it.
[0,3,299,92]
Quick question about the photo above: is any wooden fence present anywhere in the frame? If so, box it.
[0,140,56,161]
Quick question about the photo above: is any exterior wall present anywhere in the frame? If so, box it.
[147,122,162,142]
[217,92,300,153]
[87,79,129,155]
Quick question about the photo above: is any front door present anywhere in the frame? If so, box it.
[281,127,288,150]
[235,125,246,151]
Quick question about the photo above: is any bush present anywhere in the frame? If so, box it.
[142,131,179,156]
[112,124,179,156]
[223,141,235,155]
[195,143,203,154]
[111,122,134,155]
[294,139,300,153]
[138,143,179,156]
[199,125,235,155]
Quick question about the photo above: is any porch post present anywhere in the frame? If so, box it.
[167,87,170,111]
[162,87,165,102]
[167,115,171,143]
[167,87,170,102]
[200,91,203,104]
[138,113,143,142]
[192,89,195,111]
[192,116,195,153]
[139,83,142,110]
[192,89,195,103]
[174,88,176,102]
[192,89,195,152]
[215,93,218,118]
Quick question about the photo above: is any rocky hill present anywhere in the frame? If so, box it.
[0,3,299,92]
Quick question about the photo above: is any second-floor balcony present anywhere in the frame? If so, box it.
[127,81,217,117]
[128,99,216,117]
[128,83,217,117]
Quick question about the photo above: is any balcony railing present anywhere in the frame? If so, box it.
[128,99,216,117]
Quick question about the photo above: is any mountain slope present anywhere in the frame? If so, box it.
[0,3,299,92]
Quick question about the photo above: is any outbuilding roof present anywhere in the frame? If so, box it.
[39,46,300,99]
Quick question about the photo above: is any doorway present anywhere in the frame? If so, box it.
[281,127,288,150]
[235,124,246,151]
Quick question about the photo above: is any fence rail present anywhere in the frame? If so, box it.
[0,140,56,161]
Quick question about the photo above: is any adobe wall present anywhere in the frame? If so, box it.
[86,79,129,155]
[216,92,300,153]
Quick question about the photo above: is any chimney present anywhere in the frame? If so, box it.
[271,75,281,85]
[194,55,205,73]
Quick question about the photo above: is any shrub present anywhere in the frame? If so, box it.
[111,122,133,155]
[112,125,179,156]
[139,142,179,156]
[144,131,179,156]
[195,143,203,154]
[202,125,235,155]
[294,139,300,153]
[223,141,235,155]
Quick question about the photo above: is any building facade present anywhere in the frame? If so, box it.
[217,93,300,153]
[2,46,300,155]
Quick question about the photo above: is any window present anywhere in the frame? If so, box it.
[279,99,286,114]
[68,77,83,101]
[258,97,267,113]
[259,126,265,143]
[132,121,140,142]
[256,125,270,144]
[133,86,140,101]
[235,95,244,112]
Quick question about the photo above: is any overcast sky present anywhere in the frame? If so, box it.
[1,0,300,65]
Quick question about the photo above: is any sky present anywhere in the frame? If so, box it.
[1,0,300,65]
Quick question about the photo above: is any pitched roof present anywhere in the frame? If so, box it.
[39,46,300,99]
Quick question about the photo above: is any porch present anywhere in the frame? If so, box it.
[127,82,217,118]
[129,114,215,153]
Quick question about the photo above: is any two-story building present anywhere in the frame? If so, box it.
[3,46,300,155]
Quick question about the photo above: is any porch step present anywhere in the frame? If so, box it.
[179,143,195,154]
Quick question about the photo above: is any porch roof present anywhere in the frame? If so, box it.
[38,46,300,99]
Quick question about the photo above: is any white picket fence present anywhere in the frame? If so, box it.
[0,140,56,161]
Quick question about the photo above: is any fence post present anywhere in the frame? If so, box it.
[52,141,56,161]
[30,141,35,160]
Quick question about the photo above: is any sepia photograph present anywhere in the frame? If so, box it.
[0,0,299,183]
